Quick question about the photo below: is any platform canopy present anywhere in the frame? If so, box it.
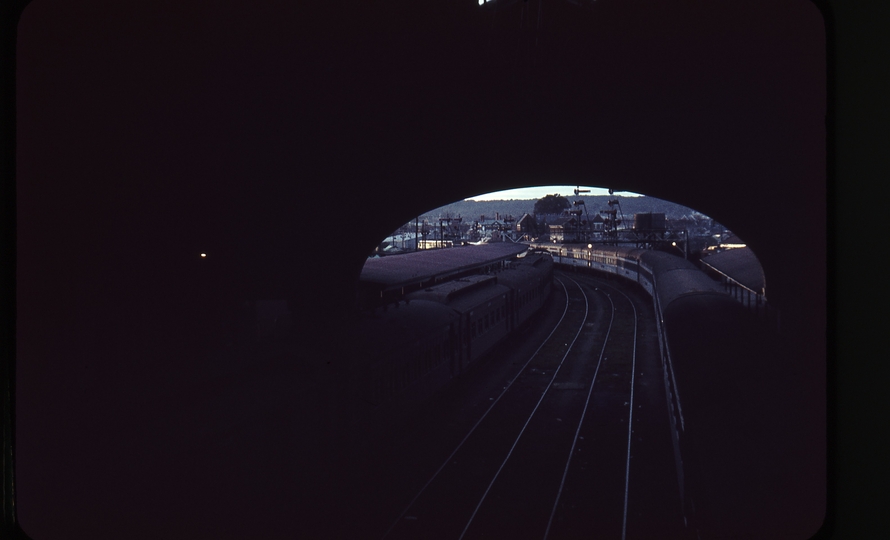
[360,243,529,292]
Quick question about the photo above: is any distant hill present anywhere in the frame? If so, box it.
[415,195,709,223]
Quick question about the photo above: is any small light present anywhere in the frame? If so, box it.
[200,253,207,258]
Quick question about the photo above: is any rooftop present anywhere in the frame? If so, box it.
[359,242,529,291]
[700,247,765,294]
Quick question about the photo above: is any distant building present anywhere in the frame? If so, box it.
[548,216,581,243]
[590,213,604,237]
[703,233,745,253]
[631,212,666,231]
[515,213,538,237]
[478,218,503,240]
[417,239,455,249]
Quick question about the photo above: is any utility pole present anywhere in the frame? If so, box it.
[684,228,688,259]
[503,215,515,242]
[574,186,591,242]
[439,217,448,249]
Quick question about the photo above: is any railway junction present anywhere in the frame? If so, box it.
[324,242,821,540]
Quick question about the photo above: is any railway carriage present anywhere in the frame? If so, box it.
[406,274,512,372]
[529,242,735,319]
[353,248,554,407]
[351,299,460,406]
[494,252,554,333]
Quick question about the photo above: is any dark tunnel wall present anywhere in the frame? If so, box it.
[12,0,826,341]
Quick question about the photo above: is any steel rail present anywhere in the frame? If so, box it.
[542,278,616,540]
[610,282,640,540]
[458,275,591,540]
[381,277,577,540]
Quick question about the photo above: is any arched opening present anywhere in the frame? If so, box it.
[348,184,806,539]
[360,184,770,319]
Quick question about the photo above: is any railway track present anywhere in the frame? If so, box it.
[368,270,691,540]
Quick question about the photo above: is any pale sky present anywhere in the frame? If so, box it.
[465,185,643,201]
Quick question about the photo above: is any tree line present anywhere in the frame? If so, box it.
[416,195,709,222]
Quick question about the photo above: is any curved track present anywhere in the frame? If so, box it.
[540,271,689,540]
[381,275,590,539]
[352,269,693,540]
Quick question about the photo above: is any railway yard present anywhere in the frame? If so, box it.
[327,270,690,539]
[319,243,823,540]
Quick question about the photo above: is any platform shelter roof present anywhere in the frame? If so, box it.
[359,242,529,292]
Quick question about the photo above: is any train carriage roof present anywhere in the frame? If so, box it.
[405,274,511,313]
[655,268,725,309]
[639,249,700,273]
[699,247,766,294]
